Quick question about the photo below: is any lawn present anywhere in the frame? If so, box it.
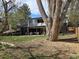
[0,35,47,43]
[0,34,76,43]
[0,34,78,59]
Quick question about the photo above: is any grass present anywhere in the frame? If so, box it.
[0,35,47,43]
[0,34,76,43]
[0,35,47,59]
[59,34,76,39]
[0,34,78,59]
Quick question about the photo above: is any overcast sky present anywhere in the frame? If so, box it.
[16,0,48,18]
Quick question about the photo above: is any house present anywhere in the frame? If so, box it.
[18,17,75,35]
[28,17,46,35]
[18,17,46,35]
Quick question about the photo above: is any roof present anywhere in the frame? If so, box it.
[32,17,42,20]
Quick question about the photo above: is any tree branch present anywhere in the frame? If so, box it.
[61,0,71,20]
[7,5,15,12]
[54,0,62,18]
[52,0,56,17]
[6,0,12,4]
[36,0,48,19]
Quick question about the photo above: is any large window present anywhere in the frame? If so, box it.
[37,18,43,23]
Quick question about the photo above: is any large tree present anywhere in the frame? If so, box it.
[36,0,71,41]
[68,0,79,26]
[1,0,15,33]
[17,4,31,24]
[8,3,31,29]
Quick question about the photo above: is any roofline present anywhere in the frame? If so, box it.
[32,17,42,19]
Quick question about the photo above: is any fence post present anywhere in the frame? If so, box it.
[76,27,79,41]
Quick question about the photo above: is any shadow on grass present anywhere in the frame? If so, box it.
[57,38,79,43]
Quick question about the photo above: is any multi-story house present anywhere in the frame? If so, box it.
[20,17,70,35]
[19,17,46,35]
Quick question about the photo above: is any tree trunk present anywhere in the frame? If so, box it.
[1,0,15,33]
[36,0,71,41]
[48,0,62,41]
[49,17,61,41]
[1,12,9,33]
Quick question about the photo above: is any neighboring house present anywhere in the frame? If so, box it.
[18,17,46,35]
[28,17,46,35]
[28,17,46,27]
[17,17,75,35]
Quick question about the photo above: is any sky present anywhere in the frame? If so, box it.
[16,0,48,18]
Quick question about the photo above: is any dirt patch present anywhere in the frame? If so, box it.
[0,39,79,59]
[10,39,79,59]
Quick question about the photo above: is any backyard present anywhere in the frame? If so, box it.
[0,0,79,59]
[0,34,79,59]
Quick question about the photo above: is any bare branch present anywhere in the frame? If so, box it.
[47,0,52,16]
[7,5,15,12]
[61,0,71,20]
[36,0,48,19]
[54,0,62,18]
[52,0,56,17]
